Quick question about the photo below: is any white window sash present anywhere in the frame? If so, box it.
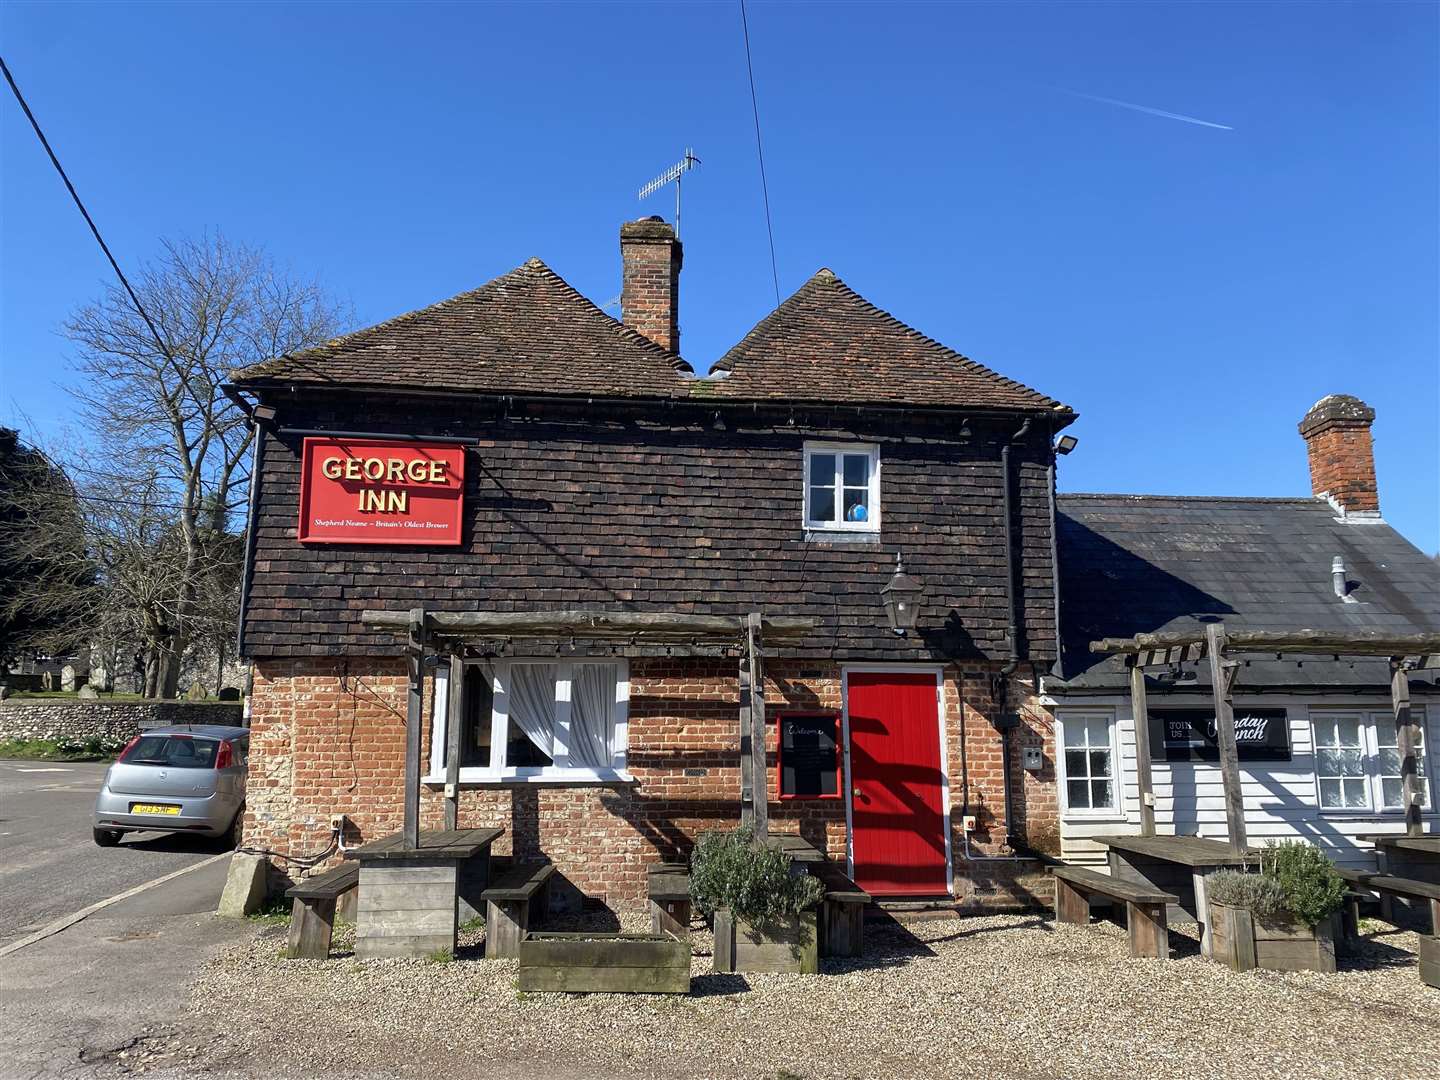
[428,658,630,784]
[1057,710,1122,818]
[803,442,880,532]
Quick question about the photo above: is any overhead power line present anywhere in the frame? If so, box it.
[0,54,176,366]
[738,1,781,307]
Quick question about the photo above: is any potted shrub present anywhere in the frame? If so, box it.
[690,827,826,974]
[1208,841,1347,973]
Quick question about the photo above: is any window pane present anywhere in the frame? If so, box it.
[506,664,557,765]
[1091,780,1113,809]
[461,668,494,768]
[842,453,869,488]
[1338,749,1365,777]
[1089,750,1111,778]
[808,485,836,522]
[1378,748,1401,777]
[1343,778,1368,808]
[569,663,619,769]
[1063,724,1086,750]
[1067,780,1090,808]
[1065,750,1087,777]
[842,487,870,523]
[1381,777,1402,810]
[1086,716,1110,746]
[1337,716,1361,746]
[1316,749,1341,776]
[808,453,835,486]
[1319,778,1342,808]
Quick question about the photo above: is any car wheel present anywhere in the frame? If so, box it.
[93,827,123,847]
[224,808,245,849]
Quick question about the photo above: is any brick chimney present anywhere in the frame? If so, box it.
[1298,394,1379,514]
[620,216,682,354]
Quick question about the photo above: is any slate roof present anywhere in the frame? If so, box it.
[1052,494,1440,692]
[230,259,694,398]
[706,269,1072,414]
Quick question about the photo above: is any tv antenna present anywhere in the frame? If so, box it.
[638,148,701,237]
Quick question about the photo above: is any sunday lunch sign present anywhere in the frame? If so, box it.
[1148,707,1291,763]
[297,438,465,545]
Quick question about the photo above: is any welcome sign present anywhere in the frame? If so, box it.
[1148,708,1291,763]
[297,437,465,545]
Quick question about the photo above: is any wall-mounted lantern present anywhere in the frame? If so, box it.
[881,552,924,636]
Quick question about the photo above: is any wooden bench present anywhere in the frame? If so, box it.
[482,862,555,959]
[1052,865,1178,959]
[648,863,691,938]
[284,862,360,960]
[812,862,870,958]
[1341,870,1440,933]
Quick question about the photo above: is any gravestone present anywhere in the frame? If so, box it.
[186,682,207,702]
[60,665,77,692]
[41,671,55,691]
[217,687,241,702]
[78,685,100,700]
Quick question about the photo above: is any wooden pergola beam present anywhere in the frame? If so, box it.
[363,609,815,642]
[1092,629,1440,658]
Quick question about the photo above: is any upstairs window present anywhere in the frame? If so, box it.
[804,443,880,531]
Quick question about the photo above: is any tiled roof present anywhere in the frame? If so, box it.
[230,259,693,397]
[1053,494,1440,691]
[705,269,1072,413]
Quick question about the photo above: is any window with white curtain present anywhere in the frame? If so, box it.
[1312,708,1432,813]
[1058,711,1118,813]
[428,659,629,783]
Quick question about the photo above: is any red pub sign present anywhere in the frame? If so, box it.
[297,438,465,545]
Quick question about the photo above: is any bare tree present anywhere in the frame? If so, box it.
[56,233,347,696]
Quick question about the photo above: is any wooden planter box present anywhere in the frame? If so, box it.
[1420,935,1440,989]
[712,908,819,974]
[517,932,691,994]
[1210,902,1338,974]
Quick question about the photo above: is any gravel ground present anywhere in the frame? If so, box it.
[155,911,1437,1080]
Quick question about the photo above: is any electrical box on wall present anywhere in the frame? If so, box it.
[1022,747,1044,771]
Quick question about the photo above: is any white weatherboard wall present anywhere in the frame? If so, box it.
[1047,694,1438,871]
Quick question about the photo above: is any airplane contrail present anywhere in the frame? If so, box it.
[1057,87,1234,131]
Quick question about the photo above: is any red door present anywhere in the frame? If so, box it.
[847,671,950,896]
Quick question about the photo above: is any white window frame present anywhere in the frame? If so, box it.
[803,441,880,532]
[1310,706,1433,816]
[1056,709,1124,819]
[426,658,631,785]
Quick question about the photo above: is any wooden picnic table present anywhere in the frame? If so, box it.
[1093,834,1258,959]
[346,826,504,959]
[768,833,826,864]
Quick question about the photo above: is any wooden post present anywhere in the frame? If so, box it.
[746,612,769,838]
[444,654,465,831]
[403,607,427,850]
[1205,622,1247,853]
[1391,659,1423,837]
[1129,661,1156,837]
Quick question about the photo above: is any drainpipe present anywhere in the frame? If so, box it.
[235,424,266,661]
[995,417,1033,849]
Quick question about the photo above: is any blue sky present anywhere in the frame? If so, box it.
[2,1,1436,551]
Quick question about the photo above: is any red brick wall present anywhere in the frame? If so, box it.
[244,657,1057,910]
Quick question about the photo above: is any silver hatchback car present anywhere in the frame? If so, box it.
[93,725,249,847]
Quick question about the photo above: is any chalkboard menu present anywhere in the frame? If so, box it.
[779,713,840,799]
[1149,708,1291,763]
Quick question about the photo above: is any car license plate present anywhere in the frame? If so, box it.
[130,803,181,815]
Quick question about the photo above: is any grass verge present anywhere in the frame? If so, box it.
[0,737,120,762]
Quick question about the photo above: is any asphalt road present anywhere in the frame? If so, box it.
[0,758,232,944]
